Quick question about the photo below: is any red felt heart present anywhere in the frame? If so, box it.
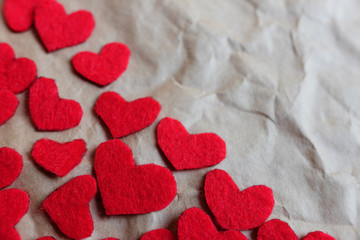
[36,237,56,240]
[72,42,131,86]
[0,188,29,240]
[141,229,176,240]
[0,147,23,189]
[303,231,336,240]
[157,117,226,170]
[0,90,18,126]
[42,175,97,239]
[177,207,248,240]
[94,139,177,215]
[0,43,37,93]
[32,138,87,177]
[34,0,95,52]
[29,77,83,131]
[204,169,274,230]
[94,91,161,138]
[257,219,298,240]
[3,0,43,32]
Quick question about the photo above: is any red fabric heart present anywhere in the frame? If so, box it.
[3,0,42,32]
[141,229,176,240]
[303,231,336,240]
[42,175,97,239]
[94,92,161,138]
[0,147,23,189]
[94,139,177,215]
[257,219,298,240]
[36,237,56,240]
[177,207,248,240]
[32,138,87,177]
[29,77,83,131]
[34,0,95,52]
[157,117,226,170]
[0,188,29,240]
[72,42,131,86]
[0,90,18,126]
[204,169,274,230]
[0,43,37,93]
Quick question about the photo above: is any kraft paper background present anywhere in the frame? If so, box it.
[0,0,359,239]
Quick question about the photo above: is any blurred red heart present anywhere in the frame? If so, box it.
[304,231,336,240]
[257,219,298,240]
[3,0,44,32]
[141,229,176,240]
[34,0,95,52]
[0,189,29,240]
[0,90,18,126]
[0,43,37,93]
[0,147,23,189]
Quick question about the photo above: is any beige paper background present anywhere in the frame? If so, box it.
[0,0,359,239]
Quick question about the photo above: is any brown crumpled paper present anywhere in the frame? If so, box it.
[0,0,359,239]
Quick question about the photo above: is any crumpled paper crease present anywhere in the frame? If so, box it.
[0,0,359,239]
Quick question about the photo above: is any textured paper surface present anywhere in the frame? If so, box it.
[0,0,359,239]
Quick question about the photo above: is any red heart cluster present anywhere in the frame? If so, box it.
[0,1,338,240]
[3,0,94,52]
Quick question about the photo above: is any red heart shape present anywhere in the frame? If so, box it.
[257,220,336,240]
[94,91,161,138]
[0,43,37,93]
[34,0,95,52]
[3,0,42,32]
[94,139,177,215]
[72,42,131,86]
[0,90,18,126]
[29,77,83,131]
[0,147,23,189]
[204,169,274,230]
[177,207,248,240]
[32,138,87,177]
[42,175,97,239]
[141,229,176,240]
[0,188,29,240]
[36,237,56,240]
[157,117,226,170]
[304,231,336,240]
[257,219,298,240]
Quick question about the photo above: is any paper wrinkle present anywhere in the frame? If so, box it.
[0,0,359,239]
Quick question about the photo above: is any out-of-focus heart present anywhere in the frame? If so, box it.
[34,0,95,52]
[0,189,29,240]
[0,43,37,93]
